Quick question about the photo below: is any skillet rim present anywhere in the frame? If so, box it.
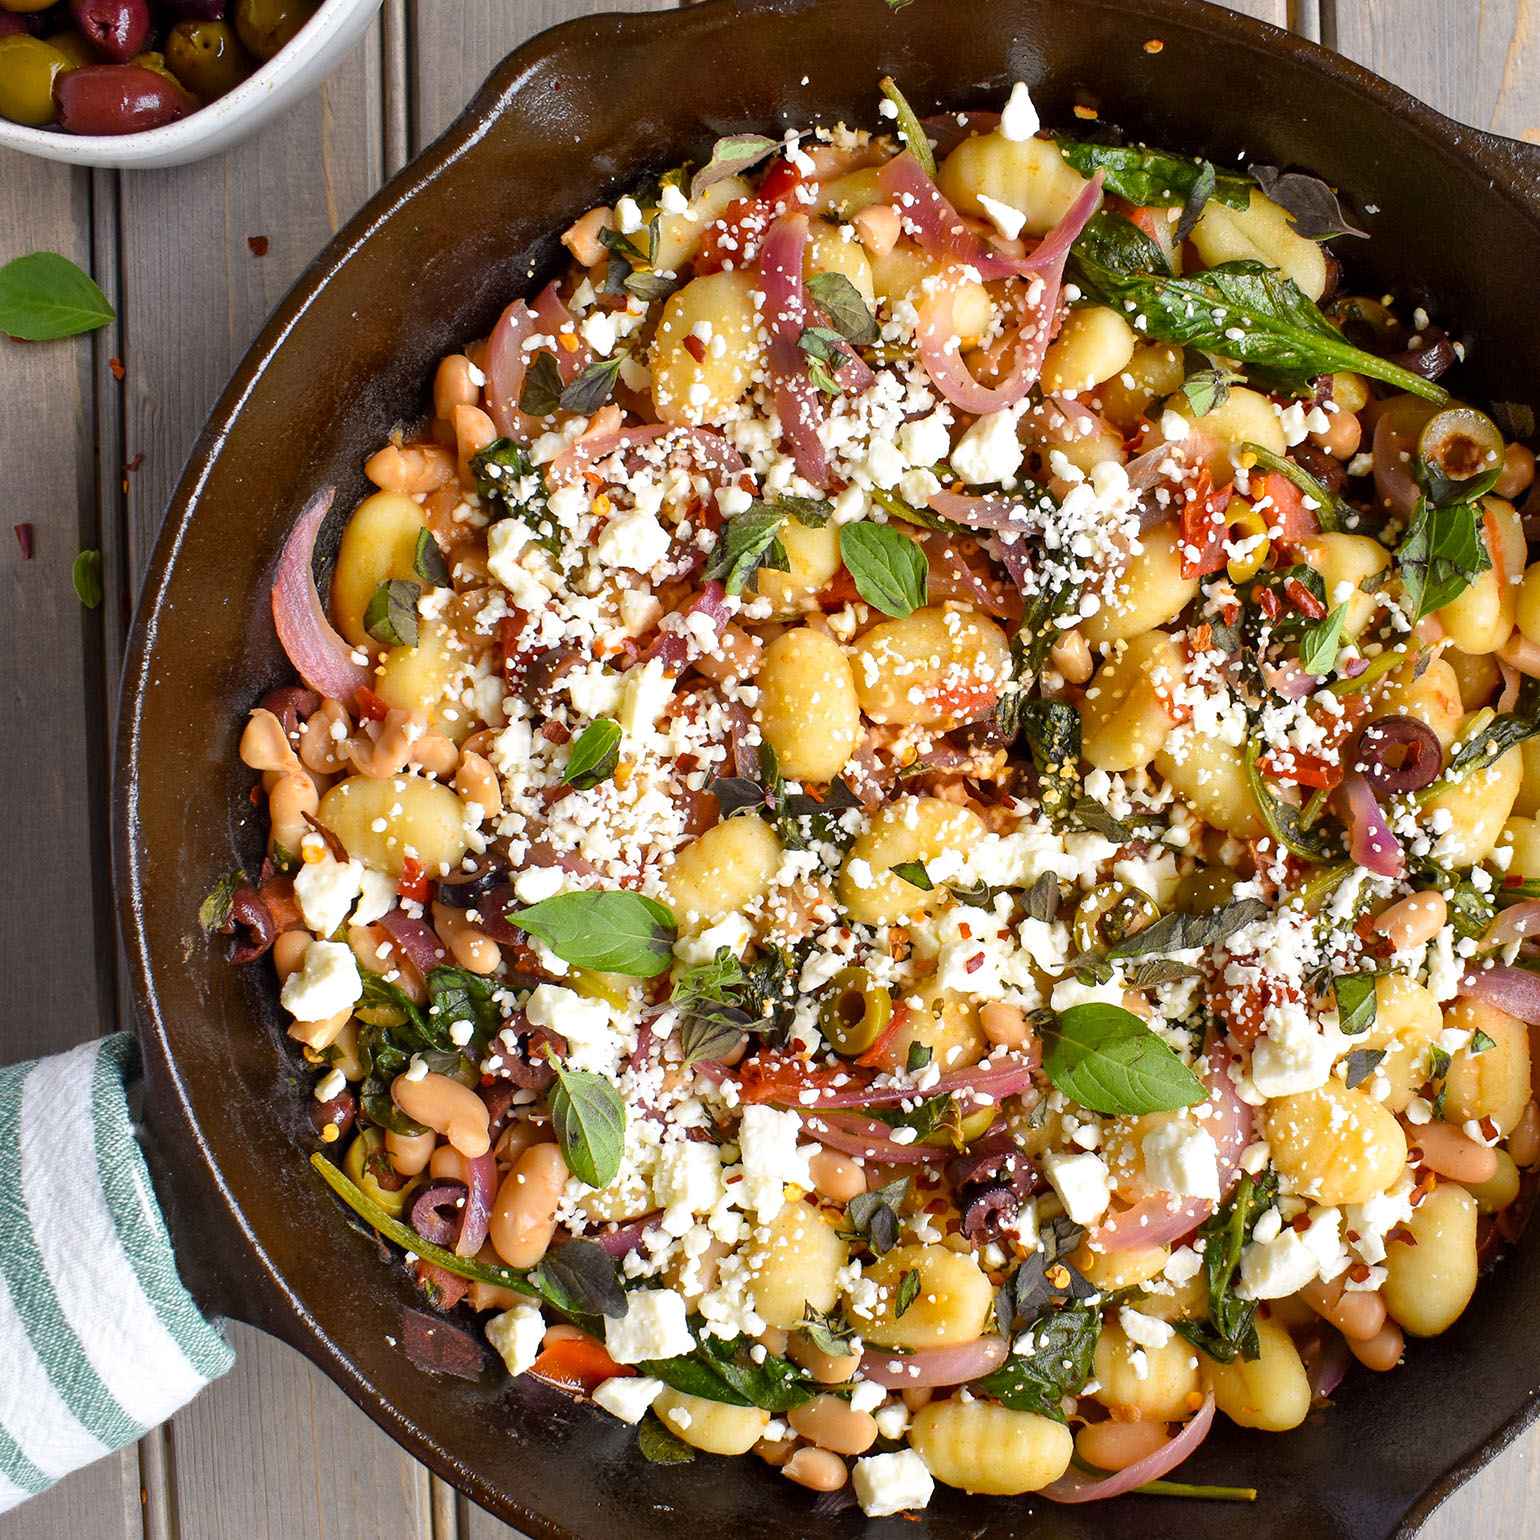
[112,0,1540,1534]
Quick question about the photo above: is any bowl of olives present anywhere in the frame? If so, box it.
[0,0,379,166]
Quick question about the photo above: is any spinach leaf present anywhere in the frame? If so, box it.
[425,965,499,1051]
[511,890,677,977]
[971,1300,1100,1421]
[1395,496,1492,625]
[1071,212,1446,401]
[641,1335,819,1411]
[1174,1171,1278,1363]
[1040,1003,1207,1116]
[1020,699,1082,830]
[1056,140,1251,211]
[1244,736,1345,865]
[1443,688,1540,779]
[470,438,562,553]
[1243,441,1349,534]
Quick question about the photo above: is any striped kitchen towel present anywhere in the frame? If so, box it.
[0,1034,234,1511]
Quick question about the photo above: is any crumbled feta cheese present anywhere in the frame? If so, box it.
[1041,1151,1111,1225]
[279,940,363,1022]
[1236,1228,1321,1300]
[486,1301,545,1377]
[852,1449,934,1517]
[998,81,1039,142]
[1141,1121,1221,1202]
[292,854,366,938]
[737,1105,813,1221]
[605,1288,696,1364]
[593,1374,666,1423]
[950,408,1024,486]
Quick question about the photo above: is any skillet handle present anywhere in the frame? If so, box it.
[1457,124,1540,224]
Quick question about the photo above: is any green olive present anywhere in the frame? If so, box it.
[818,966,893,1057]
[233,0,318,61]
[164,18,254,101]
[924,1106,999,1148]
[1418,405,1505,492]
[1174,866,1241,914]
[1072,881,1159,955]
[44,31,96,70]
[343,1126,416,1219]
[0,35,69,127]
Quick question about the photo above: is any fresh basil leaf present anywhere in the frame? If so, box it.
[798,324,848,376]
[845,1177,909,1256]
[547,1055,627,1189]
[1395,496,1492,625]
[1299,602,1349,676]
[1068,795,1140,844]
[637,1411,695,1463]
[1174,1171,1278,1363]
[518,351,565,417]
[1174,159,1217,246]
[1249,165,1367,241]
[690,133,781,199]
[198,871,241,933]
[971,1300,1099,1421]
[895,1269,921,1319]
[363,579,421,647]
[563,719,623,789]
[1181,366,1245,418]
[807,270,879,346]
[710,775,772,818]
[1105,897,1266,960]
[598,224,651,269]
[801,1304,857,1358]
[672,947,754,1066]
[1443,877,1495,941]
[1024,873,1062,923]
[889,860,934,891]
[1056,140,1251,212]
[1334,972,1378,1036]
[906,1041,933,1073]
[1471,1028,1497,1055]
[1492,402,1536,442]
[1071,213,1446,402]
[1344,1046,1387,1090]
[1021,699,1082,830]
[529,1237,629,1320]
[1426,1042,1453,1118]
[839,521,927,617]
[560,353,625,416]
[512,890,677,977]
[705,508,793,596]
[0,252,114,340]
[1040,1003,1206,1116]
[72,548,103,610]
[878,75,935,178]
[1123,957,1204,988]
[413,528,450,587]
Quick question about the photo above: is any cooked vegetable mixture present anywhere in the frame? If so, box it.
[211,78,1540,1513]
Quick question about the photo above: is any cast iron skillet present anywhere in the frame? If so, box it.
[115,0,1540,1534]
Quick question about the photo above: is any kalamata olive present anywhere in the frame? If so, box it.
[502,1025,567,1091]
[948,1134,1035,1196]
[219,879,276,963]
[1418,405,1505,490]
[54,60,192,131]
[69,0,149,63]
[959,1182,1019,1243]
[233,0,315,60]
[309,1087,356,1142]
[434,850,511,910]
[0,33,69,124]
[520,643,586,708]
[0,10,26,32]
[164,16,251,98]
[1355,716,1444,795]
[1291,440,1348,496]
[409,1182,467,1248]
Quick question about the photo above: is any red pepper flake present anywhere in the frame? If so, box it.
[541,719,571,745]
[1290,1213,1311,1233]
[397,854,430,904]
[247,235,270,256]
[1479,1116,1499,1142]
[1346,1228,1362,1243]
[125,452,144,472]
[1386,1226,1417,1247]
[965,953,985,974]
[1348,1262,1372,1285]
[109,357,125,381]
[355,685,390,721]
[13,523,33,559]
[957,922,972,940]
[683,334,706,363]
[1283,575,1328,620]
[1256,584,1281,621]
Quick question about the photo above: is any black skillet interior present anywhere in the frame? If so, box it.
[116,0,1540,1536]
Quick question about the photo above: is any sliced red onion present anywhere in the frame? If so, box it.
[801,1111,949,1164]
[379,906,446,976]
[594,1215,661,1259]
[918,110,1000,159]
[531,281,587,383]
[1041,1389,1215,1503]
[485,297,539,439]
[1263,660,1318,701]
[1342,769,1407,879]
[760,214,831,487]
[918,531,1013,616]
[456,1152,496,1258]
[928,488,1031,533]
[640,581,730,671]
[1371,409,1421,518]
[1017,172,1107,274]
[270,488,371,701]
[1498,661,1522,714]
[788,1051,1038,1112]
[1457,962,1540,1023]
[1355,716,1443,794]
[549,423,751,491]
[876,150,1020,280]
[859,1335,1009,1389]
[1123,442,1182,494]
[1482,901,1540,949]
[1306,1327,1352,1403]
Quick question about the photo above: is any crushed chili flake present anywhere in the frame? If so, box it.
[13,523,32,559]
[248,236,270,256]
[1387,1226,1417,1247]
[125,452,144,472]
[965,954,985,974]
[683,334,707,363]
[1348,1263,1372,1284]
[1290,1213,1311,1233]
[108,357,125,380]
[541,720,572,745]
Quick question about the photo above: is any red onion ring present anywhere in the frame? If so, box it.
[594,1214,662,1259]
[1371,409,1422,518]
[1040,1388,1216,1503]
[549,423,751,491]
[485,297,539,439]
[859,1335,1009,1389]
[800,1111,950,1164]
[760,213,833,487]
[1457,962,1540,1023]
[1306,1327,1352,1403]
[928,488,1030,533]
[775,1051,1039,1112]
[456,1151,496,1258]
[1263,659,1318,701]
[639,581,730,671]
[918,531,1014,616]
[378,907,447,976]
[270,487,372,702]
[1341,769,1407,879]
[1482,900,1540,948]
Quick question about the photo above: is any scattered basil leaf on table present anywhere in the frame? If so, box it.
[839,521,927,616]
[690,133,780,199]
[72,548,103,609]
[512,890,677,977]
[545,1052,627,1189]
[1040,1003,1207,1116]
[363,578,420,647]
[563,719,623,789]
[0,252,115,341]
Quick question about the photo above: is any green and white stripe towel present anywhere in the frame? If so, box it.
[0,1034,234,1511]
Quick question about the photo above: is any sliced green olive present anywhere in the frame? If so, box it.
[342,1126,417,1219]
[1174,866,1241,914]
[818,966,892,1057]
[1072,881,1159,954]
[1418,405,1505,491]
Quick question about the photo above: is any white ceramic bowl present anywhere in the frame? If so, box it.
[0,0,380,169]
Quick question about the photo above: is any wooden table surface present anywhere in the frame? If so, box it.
[0,0,1536,1534]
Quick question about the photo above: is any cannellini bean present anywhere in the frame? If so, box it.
[692,622,763,687]
[452,404,498,486]
[1372,891,1448,952]
[300,698,353,774]
[287,1007,352,1051]
[454,750,503,818]
[432,899,501,975]
[980,1001,1031,1050]
[1310,406,1362,459]
[1348,1319,1405,1373]
[1497,443,1535,499]
[1410,1120,1500,1185]
[1300,1273,1387,1342]
[787,1394,878,1455]
[364,442,456,496]
[268,769,320,855]
[348,707,428,779]
[909,1400,1073,1494]
[273,929,313,981]
[411,730,460,779]
[786,1331,861,1385]
[241,707,301,772]
[808,1147,866,1203]
[1075,1419,1170,1473]
[433,353,481,419]
[853,202,900,258]
[487,1141,569,1268]
[782,1447,848,1492]
[562,205,612,267]
[391,1071,491,1157]
[1384,1181,1478,1337]
[385,1128,437,1177]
